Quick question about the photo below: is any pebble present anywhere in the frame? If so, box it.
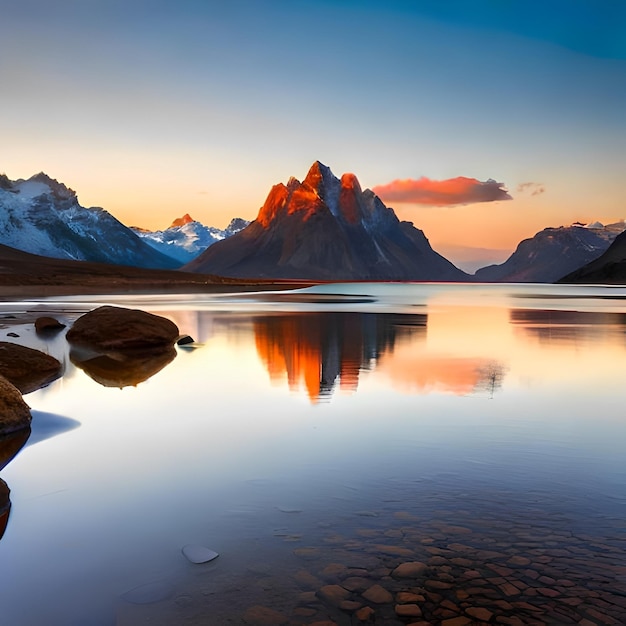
[395,603,423,617]
[362,583,394,604]
[392,561,428,578]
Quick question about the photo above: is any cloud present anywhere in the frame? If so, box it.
[372,176,512,206]
[517,182,545,196]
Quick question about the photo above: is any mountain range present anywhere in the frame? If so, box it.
[131,215,249,264]
[0,173,179,269]
[474,221,625,283]
[1,167,624,284]
[185,161,468,281]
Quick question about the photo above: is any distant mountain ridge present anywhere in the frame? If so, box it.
[473,222,625,283]
[131,215,249,264]
[0,172,179,269]
[185,161,468,281]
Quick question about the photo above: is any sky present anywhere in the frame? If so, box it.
[1,0,625,264]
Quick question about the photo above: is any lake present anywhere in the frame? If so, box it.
[1,283,625,625]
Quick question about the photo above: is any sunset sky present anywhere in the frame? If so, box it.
[1,0,625,263]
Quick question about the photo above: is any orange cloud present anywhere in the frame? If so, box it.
[372,176,512,206]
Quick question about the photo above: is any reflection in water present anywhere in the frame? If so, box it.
[70,347,177,388]
[380,354,507,396]
[510,309,626,344]
[254,312,427,401]
[0,478,9,542]
[0,428,30,472]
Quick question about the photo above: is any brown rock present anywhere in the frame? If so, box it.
[0,375,31,437]
[242,605,289,625]
[362,584,393,604]
[441,618,471,626]
[320,563,348,580]
[0,427,30,472]
[0,342,62,394]
[342,577,371,592]
[0,477,10,539]
[392,561,428,578]
[317,584,350,606]
[66,306,179,351]
[396,592,424,603]
[0,478,11,515]
[395,603,422,617]
[466,607,494,621]
[355,606,375,621]
[498,582,521,596]
[507,555,531,566]
[536,587,560,598]
[34,316,66,333]
[339,600,362,612]
[425,580,453,590]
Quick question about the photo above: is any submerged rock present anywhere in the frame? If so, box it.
[66,306,179,351]
[0,342,63,394]
[0,374,32,436]
[35,316,66,334]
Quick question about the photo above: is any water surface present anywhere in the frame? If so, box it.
[0,283,625,625]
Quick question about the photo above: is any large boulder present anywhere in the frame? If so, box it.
[66,306,179,351]
[0,374,32,437]
[0,342,63,394]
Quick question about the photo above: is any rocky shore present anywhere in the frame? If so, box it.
[116,494,626,625]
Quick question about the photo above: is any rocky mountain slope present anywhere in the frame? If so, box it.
[185,162,468,281]
[131,214,249,264]
[473,222,625,283]
[0,173,179,269]
[558,228,626,283]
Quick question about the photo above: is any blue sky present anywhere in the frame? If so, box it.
[1,0,625,256]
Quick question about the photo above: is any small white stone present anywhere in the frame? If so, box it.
[182,544,219,564]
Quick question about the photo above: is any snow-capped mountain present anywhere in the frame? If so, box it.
[474,221,626,283]
[0,173,179,269]
[131,214,249,264]
[185,161,468,281]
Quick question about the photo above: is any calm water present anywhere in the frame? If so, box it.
[1,283,625,625]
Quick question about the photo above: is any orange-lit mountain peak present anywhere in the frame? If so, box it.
[257,183,290,227]
[302,160,335,191]
[340,172,362,224]
[340,172,361,192]
[169,213,194,228]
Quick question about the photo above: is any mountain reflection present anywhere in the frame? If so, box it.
[509,309,626,344]
[70,346,177,388]
[254,312,427,401]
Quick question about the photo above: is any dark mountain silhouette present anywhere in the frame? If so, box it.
[558,229,626,283]
[185,162,468,281]
[474,223,624,283]
[0,242,285,295]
